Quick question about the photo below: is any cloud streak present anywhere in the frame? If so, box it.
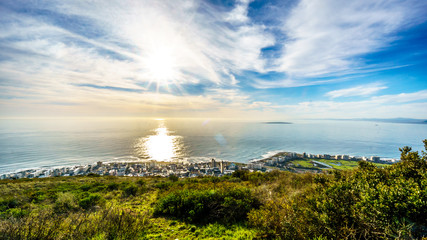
[276,90,427,119]
[326,84,387,99]
[0,0,276,117]
[277,0,426,78]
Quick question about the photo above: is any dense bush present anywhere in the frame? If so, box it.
[3,208,29,219]
[154,188,260,224]
[122,184,138,197]
[0,207,148,240]
[0,198,19,212]
[249,140,427,239]
[248,198,301,239]
[232,169,250,181]
[107,182,119,191]
[168,174,179,182]
[78,193,103,210]
[154,181,173,190]
[54,192,78,213]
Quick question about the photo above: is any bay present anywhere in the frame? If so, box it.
[0,118,426,174]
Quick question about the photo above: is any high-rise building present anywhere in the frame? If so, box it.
[211,158,216,168]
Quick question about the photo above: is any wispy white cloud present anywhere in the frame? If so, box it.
[42,0,273,81]
[251,64,413,89]
[276,90,427,119]
[225,0,252,23]
[253,78,338,88]
[0,0,276,117]
[371,90,427,103]
[0,1,273,83]
[326,83,387,98]
[276,0,426,78]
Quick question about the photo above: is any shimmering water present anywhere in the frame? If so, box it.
[0,118,426,174]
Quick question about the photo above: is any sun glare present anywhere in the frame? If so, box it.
[134,120,184,162]
[144,48,178,85]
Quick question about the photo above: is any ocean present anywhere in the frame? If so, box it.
[0,118,426,174]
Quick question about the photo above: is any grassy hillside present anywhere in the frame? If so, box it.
[290,159,389,170]
[1,140,426,239]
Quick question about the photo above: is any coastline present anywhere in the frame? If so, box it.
[0,150,398,180]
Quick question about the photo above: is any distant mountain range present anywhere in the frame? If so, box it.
[262,121,292,124]
[334,118,427,124]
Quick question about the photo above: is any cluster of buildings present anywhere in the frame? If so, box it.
[0,159,257,180]
[254,151,397,168]
[0,152,399,180]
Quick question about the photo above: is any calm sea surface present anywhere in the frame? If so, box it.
[0,118,426,174]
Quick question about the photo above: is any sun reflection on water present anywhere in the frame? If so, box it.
[134,120,185,162]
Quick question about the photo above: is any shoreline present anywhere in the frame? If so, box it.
[0,150,399,180]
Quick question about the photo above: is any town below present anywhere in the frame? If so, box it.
[1,151,397,180]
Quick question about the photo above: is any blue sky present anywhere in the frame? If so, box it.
[0,0,427,120]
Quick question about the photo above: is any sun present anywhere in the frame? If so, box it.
[143,48,178,86]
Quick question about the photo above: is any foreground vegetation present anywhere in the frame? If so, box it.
[1,140,426,239]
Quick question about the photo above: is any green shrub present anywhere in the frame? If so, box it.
[79,193,103,210]
[227,177,242,182]
[136,179,146,186]
[168,174,179,182]
[4,208,29,218]
[248,199,301,239]
[80,182,106,192]
[28,190,46,203]
[0,198,19,212]
[54,192,78,213]
[87,173,100,177]
[154,181,172,190]
[232,170,250,181]
[154,188,260,224]
[107,182,119,191]
[80,184,92,191]
[123,184,138,197]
